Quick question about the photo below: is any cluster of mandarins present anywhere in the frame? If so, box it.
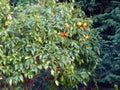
[60,22,89,39]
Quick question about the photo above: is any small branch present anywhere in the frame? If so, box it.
[44,0,47,7]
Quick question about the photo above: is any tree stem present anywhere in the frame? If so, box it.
[23,74,30,90]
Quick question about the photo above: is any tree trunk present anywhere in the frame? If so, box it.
[23,74,30,90]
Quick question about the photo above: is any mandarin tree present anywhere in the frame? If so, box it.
[0,0,100,89]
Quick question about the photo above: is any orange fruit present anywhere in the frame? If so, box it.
[60,32,64,37]
[64,32,68,37]
[82,22,88,27]
[84,34,89,39]
[76,22,82,27]
[65,23,70,29]
[60,32,68,37]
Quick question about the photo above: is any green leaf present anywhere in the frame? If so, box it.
[51,69,55,76]
[55,80,59,86]
[9,78,12,86]
[19,75,23,82]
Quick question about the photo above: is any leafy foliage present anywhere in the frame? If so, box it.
[0,0,100,89]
